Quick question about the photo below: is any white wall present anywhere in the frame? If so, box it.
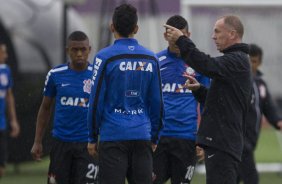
[180,0,282,98]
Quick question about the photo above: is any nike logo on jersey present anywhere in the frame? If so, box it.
[119,61,153,72]
[60,97,89,107]
[205,137,213,141]
[207,154,215,159]
[61,83,70,87]
[160,67,167,71]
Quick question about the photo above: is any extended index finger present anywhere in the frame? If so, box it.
[163,24,176,30]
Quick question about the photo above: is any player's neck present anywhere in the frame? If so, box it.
[69,62,88,71]
[114,32,134,39]
[168,46,180,57]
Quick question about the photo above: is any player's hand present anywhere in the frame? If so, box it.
[196,146,205,162]
[151,143,157,152]
[10,120,20,138]
[31,142,43,161]
[183,75,201,91]
[277,120,282,131]
[88,143,97,157]
[163,24,184,43]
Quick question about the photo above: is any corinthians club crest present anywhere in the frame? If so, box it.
[183,65,195,77]
[83,79,92,94]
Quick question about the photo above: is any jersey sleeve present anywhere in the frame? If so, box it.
[197,74,210,88]
[260,80,282,129]
[148,58,164,144]
[43,70,56,97]
[87,55,107,143]
[176,36,248,80]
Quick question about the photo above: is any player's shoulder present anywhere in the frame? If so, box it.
[48,63,69,75]
[0,64,10,71]
[92,46,117,65]
[137,45,156,57]
[95,45,114,60]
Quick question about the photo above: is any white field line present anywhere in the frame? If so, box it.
[195,163,282,174]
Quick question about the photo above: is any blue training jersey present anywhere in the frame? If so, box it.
[87,38,163,144]
[158,49,210,140]
[0,64,12,130]
[44,63,93,142]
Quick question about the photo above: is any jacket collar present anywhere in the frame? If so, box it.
[222,43,249,54]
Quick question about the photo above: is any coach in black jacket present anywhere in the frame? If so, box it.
[165,15,252,184]
[237,44,282,184]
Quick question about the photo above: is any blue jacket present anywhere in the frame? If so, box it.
[87,38,163,144]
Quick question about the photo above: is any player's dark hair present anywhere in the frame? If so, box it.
[112,4,138,37]
[166,15,189,31]
[249,44,263,62]
[68,31,88,41]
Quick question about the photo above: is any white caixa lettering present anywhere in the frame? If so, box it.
[60,97,89,107]
[162,83,191,93]
[119,61,153,72]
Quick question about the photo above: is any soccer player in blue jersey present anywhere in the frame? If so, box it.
[31,31,98,184]
[0,42,20,177]
[152,15,210,184]
[87,4,163,184]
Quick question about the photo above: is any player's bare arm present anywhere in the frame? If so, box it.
[6,88,20,137]
[31,96,54,161]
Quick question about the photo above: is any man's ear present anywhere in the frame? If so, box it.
[110,23,115,33]
[133,25,139,34]
[230,30,237,40]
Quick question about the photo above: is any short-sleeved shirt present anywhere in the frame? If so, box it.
[157,49,210,140]
[44,63,93,142]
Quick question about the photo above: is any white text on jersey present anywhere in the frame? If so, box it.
[114,108,144,115]
[92,57,103,84]
[60,97,89,107]
[162,83,192,93]
[119,61,153,72]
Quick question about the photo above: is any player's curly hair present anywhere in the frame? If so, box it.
[68,31,88,41]
[112,4,138,37]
